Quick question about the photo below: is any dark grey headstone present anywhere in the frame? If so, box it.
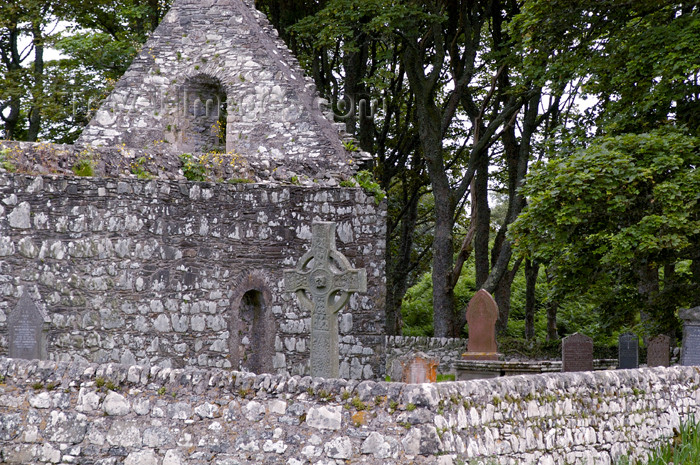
[679,307,700,366]
[647,334,671,367]
[562,333,593,372]
[8,292,47,360]
[618,332,639,369]
[682,325,700,366]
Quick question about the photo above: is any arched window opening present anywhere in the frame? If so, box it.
[176,74,227,153]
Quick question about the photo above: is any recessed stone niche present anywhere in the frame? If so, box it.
[172,74,228,153]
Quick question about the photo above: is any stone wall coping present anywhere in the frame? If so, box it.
[679,306,700,322]
[455,358,620,372]
[0,166,378,199]
[454,360,563,372]
[386,336,466,347]
[2,356,697,411]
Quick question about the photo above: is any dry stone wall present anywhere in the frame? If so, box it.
[1,357,698,465]
[0,172,386,379]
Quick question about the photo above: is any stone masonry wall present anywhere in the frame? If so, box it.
[1,357,698,465]
[76,0,363,181]
[0,172,386,379]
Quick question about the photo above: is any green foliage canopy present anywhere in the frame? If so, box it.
[512,0,700,135]
[510,127,700,334]
[0,0,171,142]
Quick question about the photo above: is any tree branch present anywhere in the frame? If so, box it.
[450,219,478,289]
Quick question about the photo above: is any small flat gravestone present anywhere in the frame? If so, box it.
[8,291,48,360]
[679,307,700,366]
[646,334,671,367]
[562,332,593,372]
[399,352,438,384]
[463,289,499,361]
[618,332,639,369]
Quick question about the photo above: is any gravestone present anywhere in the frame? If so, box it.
[562,332,593,372]
[404,355,438,384]
[646,334,671,367]
[284,222,367,378]
[618,332,639,369]
[8,291,47,360]
[463,289,499,361]
[679,307,700,366]
[389,352,438,384]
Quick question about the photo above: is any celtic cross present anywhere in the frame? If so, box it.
[284,222,367,378]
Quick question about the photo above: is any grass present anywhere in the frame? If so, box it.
[617,419,700,464]
[72,158,94,177]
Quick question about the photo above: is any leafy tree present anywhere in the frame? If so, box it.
[510,0,700,337]
[510,128,700,337]
[282,0,571,337]
[285,0,434,335]
[58,0,172,79]
[514,0,700,136]
[0,0,55,141]
[0,0,171,143]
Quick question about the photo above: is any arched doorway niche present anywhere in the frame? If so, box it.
[228,272,276,374]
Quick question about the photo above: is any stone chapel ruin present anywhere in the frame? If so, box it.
[4,3,700,464]
[0,0,386,379]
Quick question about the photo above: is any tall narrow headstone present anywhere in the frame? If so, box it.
[8,292,47,360]
[463,289,499,361]
[284,222,367,378]
[562,333,593,372]
[618,332,639,369]
[679,307,700,366]
[647,334,671,367]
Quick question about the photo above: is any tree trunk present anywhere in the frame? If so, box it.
[473,152,490,289]
[692,256,700,306]
[420,104,457,337]
[546,298,558,342]
[403,27,460,337]
[384,188,421,335]
[495,259,521,334]
[637,261,663,335]
[3,96,21,140]
[148,0,161,31]
[26,19,44,142]
[342,33,368,140]
[481,92,541,295]
[637,263,659,301]
[544,266,559,341]
[524,259,539,340]
[430,173,457,337]
[494,275,511,335]
[1,25,22,140]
